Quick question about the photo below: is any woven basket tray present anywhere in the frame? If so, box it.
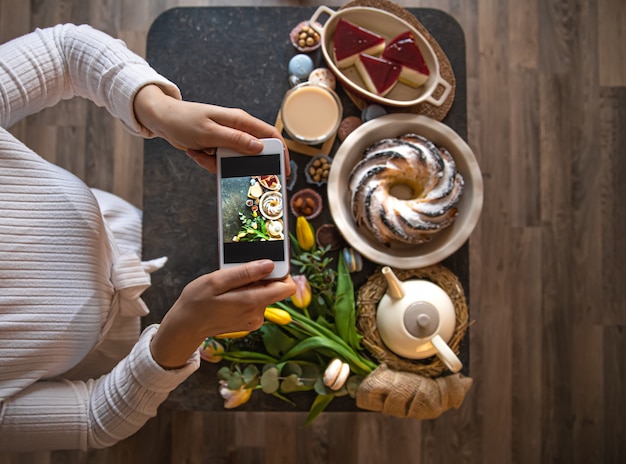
[356,263,470,378]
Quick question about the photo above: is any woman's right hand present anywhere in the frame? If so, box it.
[150,260,296,369]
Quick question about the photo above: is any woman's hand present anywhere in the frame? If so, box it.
[150,260,296,369]
[133,84,289,173]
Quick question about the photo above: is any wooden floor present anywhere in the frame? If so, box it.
[1,0,625,462]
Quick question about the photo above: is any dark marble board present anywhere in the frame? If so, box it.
[142,6,468,411]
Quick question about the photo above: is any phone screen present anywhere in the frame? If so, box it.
[220,154,286,264]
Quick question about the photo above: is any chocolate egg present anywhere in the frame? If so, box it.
[315,223,344,251]
[338,116,362,141]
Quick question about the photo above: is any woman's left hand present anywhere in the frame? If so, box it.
[133,84,289,173]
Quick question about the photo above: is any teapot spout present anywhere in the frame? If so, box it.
[382,266,404,300]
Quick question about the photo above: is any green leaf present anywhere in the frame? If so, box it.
[333,385,349,397]
[280,374,309,393]
[316,316,337,333]
[279,336,342,362]
[300,363,321,387]
[304,394,335,426]
[217,366,231,381]
[346,375,364,398]
[220,350,278,364]
[281,361,303,377]
[272,390,296,406]
[333,253,363,351]
[227,372,243,390]
[289,232,302,255]
[275,301,377,375]
[242,365,259,384]
[262,363,278,374]
[260,366,279,394]
[314,376,333,396]
[260,324,298,358]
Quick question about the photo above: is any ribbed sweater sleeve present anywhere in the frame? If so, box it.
[0,326,199,451]
[0,24,200,451]
[0,23,181,135]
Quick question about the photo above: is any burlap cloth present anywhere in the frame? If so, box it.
[356,364,472,419]
[339,0,456,121]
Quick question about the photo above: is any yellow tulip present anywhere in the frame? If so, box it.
[296,215,315,251]
[264,306,292,325]
[215,331,251,339]
[218,380,252,409]
[291,275,312,309]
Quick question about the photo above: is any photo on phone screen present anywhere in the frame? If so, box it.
[219,153,286,266]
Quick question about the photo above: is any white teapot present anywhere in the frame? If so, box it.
[376,267,462,373]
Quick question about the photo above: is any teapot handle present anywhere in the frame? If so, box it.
[431,335,462,373]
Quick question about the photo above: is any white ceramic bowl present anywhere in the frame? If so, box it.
[327,113,483,269]
[309,5,452,108]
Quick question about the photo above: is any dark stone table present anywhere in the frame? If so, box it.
[142,6,467,411]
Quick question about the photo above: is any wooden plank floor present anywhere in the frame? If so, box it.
[1,0,624,462]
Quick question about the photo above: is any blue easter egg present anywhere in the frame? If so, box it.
[343,247,363,273]
[288,54,314,80]
[361,104,387,122]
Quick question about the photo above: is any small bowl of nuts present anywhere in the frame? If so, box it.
[305,155,332,186]
[290,21,322,53]
[290,188,323,220]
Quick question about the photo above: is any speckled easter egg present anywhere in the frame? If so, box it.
[308,67,336,90]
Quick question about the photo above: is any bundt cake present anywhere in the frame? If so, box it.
[348,133,464,246]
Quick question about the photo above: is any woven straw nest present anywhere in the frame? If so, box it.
[356,264,471,378]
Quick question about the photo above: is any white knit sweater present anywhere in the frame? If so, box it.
[0,24,199,451]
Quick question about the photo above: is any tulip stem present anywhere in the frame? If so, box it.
[275,302,377,374]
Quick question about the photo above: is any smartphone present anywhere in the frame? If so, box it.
[216,138,290,279]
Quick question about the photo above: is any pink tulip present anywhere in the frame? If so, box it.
[218,380,252,409]
[199,338,224,363]
[291,275,312,308]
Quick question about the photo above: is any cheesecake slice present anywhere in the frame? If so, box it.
[333,19,386,68]
[382,31,430,87]
[355,54,401,96]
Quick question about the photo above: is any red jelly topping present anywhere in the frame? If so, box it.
[333,19,385,62]
[382,31,429,75]
[359,54,401,94]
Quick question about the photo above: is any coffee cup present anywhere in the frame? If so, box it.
[280,82,342,145]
